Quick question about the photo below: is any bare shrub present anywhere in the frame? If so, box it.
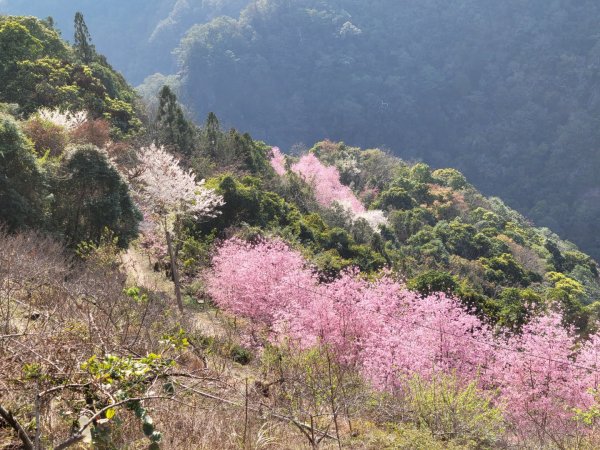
[70,118,111,148]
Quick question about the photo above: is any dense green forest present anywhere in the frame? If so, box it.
[2,12,599,333]
[0,0,247,83]
[3,10,600,450]
[168,0,600,262]
[4,0,600,267]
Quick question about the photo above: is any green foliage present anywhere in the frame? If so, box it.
[408,270,458,297]
[160,329,190,351]
[179,232,216,276]
[546,271,589,329]
[563,250,599,277]
[50,145,141,248]
[186,112,273,178]
[389,208,435,242]
[496,288,544,331]
[481,253,531,287]
[0,112,45,230]
[0,19,43,81]
[574,389,600,429]
[123,286,149,304]
[229,344,252,365]
[82,353,172,386]
[6,57,101,115]
[21,363,45,381]
[433,168,469,190]
[76,227,122,269]
[435,220,498,260]
[372,186,416,211]
[102,96,142,137]
[0,16,141,135]
[404,374,505,448]
[356,422,464,450]
[201,174,301,233]
[81,352,171,447]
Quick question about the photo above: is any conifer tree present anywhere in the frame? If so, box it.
[156,85,196,156]
[73,12,94,63]
[205,112,220,157]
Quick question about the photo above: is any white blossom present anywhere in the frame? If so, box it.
[36,108,88,130]
[355,209,388,231]
[135,144,224,222]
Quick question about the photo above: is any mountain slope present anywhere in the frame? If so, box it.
[172,0,600,262]
[0,0,248,83]
[2,15,600,449]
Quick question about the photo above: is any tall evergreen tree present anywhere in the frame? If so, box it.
[205,111,220,158]
[73,12,94,63]
[155,85,196,156]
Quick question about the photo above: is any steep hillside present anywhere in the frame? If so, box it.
[0,0,248,83]
[0,15,142,243]
[171,0,600,262]
[3,13,600,450]
[0,15,141,136]
[184,138,600,335]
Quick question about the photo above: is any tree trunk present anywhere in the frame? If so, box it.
[0,404,34,450]
[165,230,184,314]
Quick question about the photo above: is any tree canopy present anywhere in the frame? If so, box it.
[170,0,600,262]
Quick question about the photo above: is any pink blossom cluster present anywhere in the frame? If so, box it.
[206,237,600,437]
[270,147,287,176]
[270,149,365,214]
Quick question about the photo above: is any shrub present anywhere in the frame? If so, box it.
[70,118,111,147]
[404,374,505,448]
[22,115,67,157]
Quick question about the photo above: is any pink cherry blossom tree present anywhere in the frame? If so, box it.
[206,237,317,326]
[270,147,287,176]
[291,153,365,214]
[204,236,600,442]
[360,291,495,392]
[270,150,389,230]
[206,237,493,386]
[136,144,224,312]
[493,313,587,444]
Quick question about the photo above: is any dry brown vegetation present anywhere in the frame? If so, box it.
[0,229,432,450]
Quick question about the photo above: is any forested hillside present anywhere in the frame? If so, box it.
[3,11,600,450]
[171,0,600,262]
[0,0,247,82]
[5,0,600,269]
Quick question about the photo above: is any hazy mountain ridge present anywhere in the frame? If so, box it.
[0,0,248,82]
[169,0,600,262]
[3,11,600,450]
[4,0,600,266]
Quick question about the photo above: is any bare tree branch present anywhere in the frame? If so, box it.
[0,403,34,450]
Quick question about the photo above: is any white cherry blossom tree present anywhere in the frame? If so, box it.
[135,144,223,312]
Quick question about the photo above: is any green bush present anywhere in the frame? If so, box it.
[408,270,458,296]
[405,374,505,448]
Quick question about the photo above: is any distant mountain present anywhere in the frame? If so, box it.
[0,0,248,83]
[169,0,600,262]
[3,16,600,449]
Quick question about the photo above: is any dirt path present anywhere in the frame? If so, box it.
[120,245,225,338]
[121,245,174,296]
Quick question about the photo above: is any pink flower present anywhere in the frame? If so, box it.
[270,147,286,176]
